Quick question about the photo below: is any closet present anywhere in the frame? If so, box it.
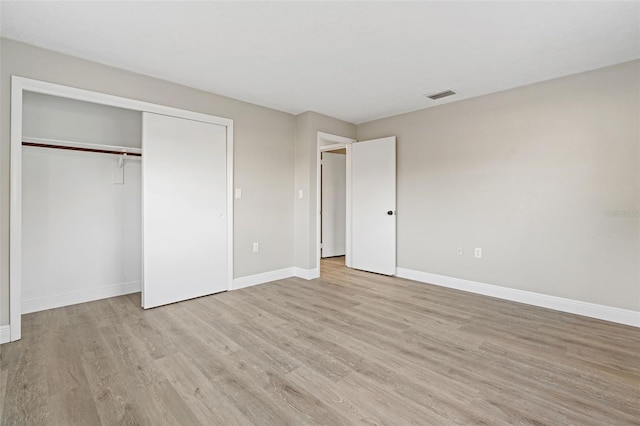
[18,88,231,319]
[22,92,143,313]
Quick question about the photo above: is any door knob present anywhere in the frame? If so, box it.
[387,210,394,215]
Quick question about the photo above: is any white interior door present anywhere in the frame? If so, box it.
[321,152,346,258]
[351,137,396,275]
[142,112,227,308]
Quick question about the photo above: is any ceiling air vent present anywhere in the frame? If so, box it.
[425,89,456,100]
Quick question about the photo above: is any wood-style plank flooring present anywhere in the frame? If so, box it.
[2,257,639,425]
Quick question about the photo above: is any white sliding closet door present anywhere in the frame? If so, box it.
[142,112,227,308]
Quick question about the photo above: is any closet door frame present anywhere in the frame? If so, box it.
[9,76,234,342]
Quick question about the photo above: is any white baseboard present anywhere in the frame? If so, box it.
[22,281,141,314]
[232,267,295,290]
[231,266,321,290]
[0,325,10,344]
[294,267,320,280]
[396,268,640,328]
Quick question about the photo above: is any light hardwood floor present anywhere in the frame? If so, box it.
[1,257,639,425]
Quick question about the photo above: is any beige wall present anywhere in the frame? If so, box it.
[2,38,637,326]
[294,111,356,270]
[0,39,296,325]
[357,60,640,311]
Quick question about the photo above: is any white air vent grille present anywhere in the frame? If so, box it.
[425,90,456,100]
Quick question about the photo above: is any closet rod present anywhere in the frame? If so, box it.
[22,141,142,157]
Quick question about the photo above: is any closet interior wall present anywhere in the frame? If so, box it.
[21,92,142,313]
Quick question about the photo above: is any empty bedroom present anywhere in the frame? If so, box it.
[0,1,638,425]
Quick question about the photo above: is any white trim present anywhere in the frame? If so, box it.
[232,268,295,290]
[22,282,141,315]
[10,76,234,341]
[316,132,356,273]
[12,77,232,126]
[320,143,349,152]
[396,268,640,328]
[0,326,10,345]
[226,125,234,292]
[345,144,352,268]
[294,267,320,280]
[10,77,23,341]
[317,132,355,145]
[230,266,321,289]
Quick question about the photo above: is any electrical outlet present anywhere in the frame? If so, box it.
[474,248,482,258]
[252,242,259,253]
[457,247,463,256]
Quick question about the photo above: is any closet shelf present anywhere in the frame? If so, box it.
[22,136,142,157]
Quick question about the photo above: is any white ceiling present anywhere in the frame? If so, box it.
[1,1,639,124]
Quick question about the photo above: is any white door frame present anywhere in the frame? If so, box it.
[9,76,234,342]
[316,132,355,271]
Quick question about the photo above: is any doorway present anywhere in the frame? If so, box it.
[321,149,347,260]
[316,132,397,277]
[316,132,355,273]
